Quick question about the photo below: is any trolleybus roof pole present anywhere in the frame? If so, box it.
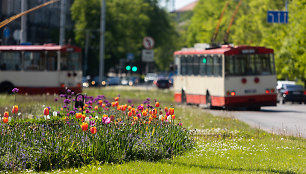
[210,0,230,47]
[223,0,243,44]
[0,0,60,29]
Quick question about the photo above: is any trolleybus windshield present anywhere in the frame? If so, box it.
[225,54,275,76]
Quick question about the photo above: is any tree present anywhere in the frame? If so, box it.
[71,0,178,75]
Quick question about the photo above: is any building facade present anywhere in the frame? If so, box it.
[0,0,74,45]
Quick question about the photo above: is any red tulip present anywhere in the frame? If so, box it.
[43,108,49,115]
[90,127,97,134]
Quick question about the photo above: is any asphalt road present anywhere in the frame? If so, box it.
[208,104,306,138]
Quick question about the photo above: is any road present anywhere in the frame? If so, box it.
[208,104,306,138]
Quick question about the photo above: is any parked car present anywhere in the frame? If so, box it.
[144,73,158,84]
[154,79,171,89]
[107,77,121,86]
[278,84,306,104]
[277,80,296,92]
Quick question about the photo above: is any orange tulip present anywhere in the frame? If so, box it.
[81,122,88,131]
[111,102,116,107]
[43,108,49,115]
[142,111,147,116]
[12,105,18,114]
[149,116,153,121]
[172,115,175,120]
[76,113,82,119]
[94,106,99,110]
[164,107,168,113]
[98,100,103,105]
[90,127,97,134]
[102,104,106,108]
[169,108,174,115]
[82,114,86,121]
[4,111,9,118]
[155,102,160,107]
[3,117,8,123]
[128,111,132,117]
[115,97,119,101]
[128,106,132,111]
[115,101,119,106]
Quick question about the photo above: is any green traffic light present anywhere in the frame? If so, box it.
[202,58,207,64]
[132,66,137,72]
[126,65,131,71]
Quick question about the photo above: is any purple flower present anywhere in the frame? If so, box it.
[54,98,58,102]
[137,113,141,118]
[69,111,75,115]
[60,94,66,98]
[102,117,111,124]
[128,99,132,104]
[71,92,75,95]
[67,89,71,94]
[12,88,19,93]
[64,99,71,104]
[47,106,51,110]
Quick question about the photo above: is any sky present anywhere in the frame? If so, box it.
[160,0,196,11]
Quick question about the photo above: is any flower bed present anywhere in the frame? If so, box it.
[0,89,194,171]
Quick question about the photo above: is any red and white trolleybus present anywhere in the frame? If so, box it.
[173,44,277,110]
[0,44,82,94]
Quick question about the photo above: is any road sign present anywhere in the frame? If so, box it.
[127,53,134,61]
[3,27,10,38]
[142,49,154,62]
[143,36,154,49]
[267,11,288,24]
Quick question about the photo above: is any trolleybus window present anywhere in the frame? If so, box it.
[181,56,187,75]
[200,55,207,76]
[0,52,22,71]
[46,51,58,71]
[187,56,193,75]
[61,52,81,71]
[193,56,200,75]
[24,52,45,71]
[225,54,275,76]
[206,56,213,76]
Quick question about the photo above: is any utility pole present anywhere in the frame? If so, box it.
[21,0,27,43]
[59,0,66,45]
[84,30,90,75]
[285,0,288,11]
[99,0,106,83]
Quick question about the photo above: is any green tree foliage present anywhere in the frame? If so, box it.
[71,0,178,75]
[186,0,305,85]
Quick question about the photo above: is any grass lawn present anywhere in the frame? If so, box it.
[1,87,305,173]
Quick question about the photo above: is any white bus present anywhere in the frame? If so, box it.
[173,44,277,110]
[0,44,82,94]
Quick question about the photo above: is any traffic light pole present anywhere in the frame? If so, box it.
[99,0,106,83]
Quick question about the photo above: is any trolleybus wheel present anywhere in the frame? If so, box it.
[206,92,213,109]
[0,81,14,94]
[181,89,186,104]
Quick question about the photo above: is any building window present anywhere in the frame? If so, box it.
[0,52,22,71]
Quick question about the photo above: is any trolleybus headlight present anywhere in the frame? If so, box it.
[271,89,275,93]
[226,91,230,96]
[304,91,306,95]
[91,81,96,86]
[241,78,247,84]
[265,89,270,94]
[101,81,106,86]
[230,91,236,96]
[60,83,65,88]
[254,77,260,83]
